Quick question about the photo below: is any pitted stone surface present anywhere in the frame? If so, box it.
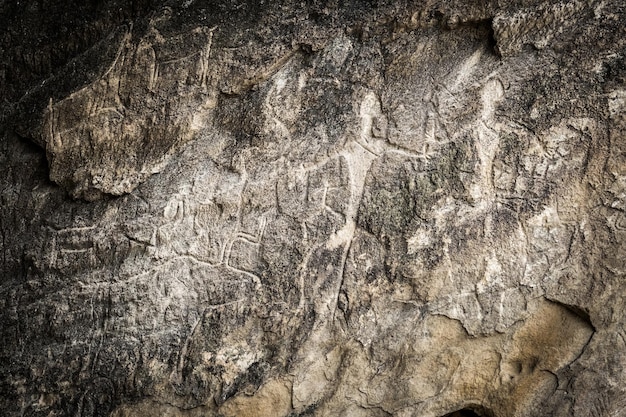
[1,1,625,417]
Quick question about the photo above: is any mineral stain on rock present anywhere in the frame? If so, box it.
[0,1,625,417]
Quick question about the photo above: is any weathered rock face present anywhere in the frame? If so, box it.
[1,1,625,416]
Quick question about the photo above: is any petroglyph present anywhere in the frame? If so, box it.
[3,2,624,417]
[262,60,305,139]
[328,91,428,250]
[471,78,505,204]
[44,225,99,271]
[42,22,218,199]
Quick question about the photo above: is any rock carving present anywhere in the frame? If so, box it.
[0,1,624,417]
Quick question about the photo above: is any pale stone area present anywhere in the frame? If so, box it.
[0,1,625,417]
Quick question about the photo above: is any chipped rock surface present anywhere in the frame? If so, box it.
[0,1,625,416]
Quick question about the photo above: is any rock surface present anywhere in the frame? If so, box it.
[1,1,625,416]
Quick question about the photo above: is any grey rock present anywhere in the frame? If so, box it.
[1,1,625,417]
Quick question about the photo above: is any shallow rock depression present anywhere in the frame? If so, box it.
[1,1,625,416]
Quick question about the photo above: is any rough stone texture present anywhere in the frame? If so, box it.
[1,1,625,416]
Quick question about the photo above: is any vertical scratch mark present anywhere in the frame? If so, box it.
[103,27,133,79]
[90,286,110,374]
[151,57,159,92]
[617,329,626,348]
[200,26,217,90]
[172,312,204,385]
[47,98,61,150]
[148,47,158,92]
[331,238,353,325]
[0,211,5,268]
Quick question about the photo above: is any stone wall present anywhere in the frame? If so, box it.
[1,1,625,416]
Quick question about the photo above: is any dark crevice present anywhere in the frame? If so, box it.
[442,405,495,417]
[451,18,499,57]
[287,402,318,417]
[444,409,482,417]
[486,20,499,57]
[544,297,596,331]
